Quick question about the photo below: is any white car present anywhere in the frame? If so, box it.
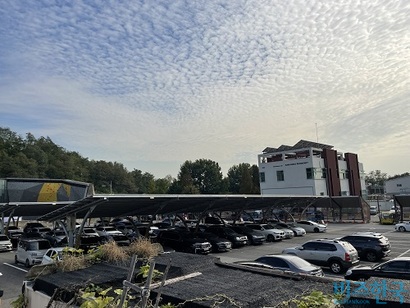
[41,247,65,264]
[275,222,306,236]
[294,220,327,233]
[15,238,51,267]
[0,234,13,252]
[245,224,285,241]
[272,225,294,239]
[395,221,410,232]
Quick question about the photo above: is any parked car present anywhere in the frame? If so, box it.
[73,228,102,251]
[369,205,378,215]
[156,229,212,254]
[95,226,123,237]
[0,234,13,252]
[338,232,391,262]
[192,231,232,252]
[229,225,266,245]
[15,238,52,267]
[77,227,100,238]
[41,247,65,264]
[282,239,359,274]
[395,221,410,232]
[28,227,52,237]
[251,254,324,277]
[345,257,410,281]
[99,233,131,246]
[203,225,248,247]
[43,229,68,247]
[270,224,294,239]
[275,222,306,236]
[245,223,285,242]
[294,220,327,233]
[8,231,24,249]
[41,247,81,265]
[23,222,45,234]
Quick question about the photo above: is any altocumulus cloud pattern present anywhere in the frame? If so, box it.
[0,0,409,177]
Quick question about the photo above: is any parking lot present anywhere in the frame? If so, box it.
[0,220,409,304]
[212,220,410,276]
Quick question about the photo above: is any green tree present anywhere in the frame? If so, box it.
[155,175,173,194]
[250,164,261,194]
[227,163,260,194]
[365,170,388,186]
[191,159,224,194]
[170,159,223,194]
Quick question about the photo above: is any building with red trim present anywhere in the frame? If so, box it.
[258,140,366,197]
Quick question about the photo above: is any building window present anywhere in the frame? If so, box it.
[397,184,402,187]
[277,170,284,181]
[321,168,327,178]
[306,168,313,179]
[259,172,265,183]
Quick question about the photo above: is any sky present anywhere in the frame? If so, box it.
[0,0,409,179]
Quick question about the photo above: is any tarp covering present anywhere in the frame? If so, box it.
[2,178,93,202]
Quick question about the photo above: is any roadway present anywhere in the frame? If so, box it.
[1,219,409,305]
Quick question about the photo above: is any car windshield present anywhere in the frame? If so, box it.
[264,224,276,229]
[224,228,237,235]
[28,241,51,250]
[0,235,9,241]
[83,229,96,234]
[102,227,117,232]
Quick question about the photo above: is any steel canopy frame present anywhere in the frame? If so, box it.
[37,194,329,222]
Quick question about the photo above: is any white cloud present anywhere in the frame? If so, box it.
[0,0,409,177]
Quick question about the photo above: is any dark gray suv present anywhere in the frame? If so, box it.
[338,232,391,262]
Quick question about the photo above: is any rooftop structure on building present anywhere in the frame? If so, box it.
[258,140,366,197]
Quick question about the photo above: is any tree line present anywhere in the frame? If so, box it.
[0,127,260,195]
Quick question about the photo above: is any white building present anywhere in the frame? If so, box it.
[385,175,410,196]
[258,140,366,196]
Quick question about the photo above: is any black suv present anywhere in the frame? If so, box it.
[203,225,248,247]
[229,225,265,245]
[156,229,212,254]
[339,232,391,262]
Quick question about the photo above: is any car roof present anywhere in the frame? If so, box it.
[307,239,341,244]
[46,247,66,252]
[349,232,385,238]
[22,238,49,242]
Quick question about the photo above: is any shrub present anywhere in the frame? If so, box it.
[127,238,162,260]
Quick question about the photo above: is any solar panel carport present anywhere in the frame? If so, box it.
[1,178,375,224]
[37,194,326,221]
[0,178,380,236]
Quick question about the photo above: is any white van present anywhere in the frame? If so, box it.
[15,238,51,267]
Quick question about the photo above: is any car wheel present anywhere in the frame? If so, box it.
[399,226,406,232]
[267,235,274,242]
[365,251,378,262]
[25,259,30,268]
[329,261,342,274]
[313,227,319,233]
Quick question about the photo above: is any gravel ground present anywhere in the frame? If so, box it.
[31,252,410,307]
